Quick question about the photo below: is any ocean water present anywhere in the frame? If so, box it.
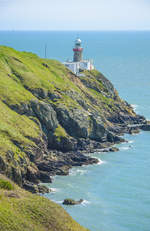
[1,31,150,231]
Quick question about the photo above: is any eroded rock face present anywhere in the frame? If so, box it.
[31,101,58,135]
[3,81,146,191]
[55,107,90,139]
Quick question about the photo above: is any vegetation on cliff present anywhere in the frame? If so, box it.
[0,45,145,189]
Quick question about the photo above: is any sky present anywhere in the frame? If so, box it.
[0,0,150,30]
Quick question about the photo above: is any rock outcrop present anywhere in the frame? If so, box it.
[0,46,147,191]
[63,198,83,205]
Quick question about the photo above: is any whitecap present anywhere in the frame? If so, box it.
[69,169,88,176]
[146,118,150,122]
[96,158,105,165]
[128,140,134,144]
[81,200,91,206]
[52,199,63,204]
[50,188,60,193]
[120,146,130,151]
[131,104,138,112]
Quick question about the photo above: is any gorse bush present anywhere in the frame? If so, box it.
[0,179,14,190]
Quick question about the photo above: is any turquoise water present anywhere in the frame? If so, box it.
[1,31,150,231]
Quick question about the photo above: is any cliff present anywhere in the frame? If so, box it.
[0,46,146,191]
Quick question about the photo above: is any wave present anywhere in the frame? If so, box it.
[69,169,88,176]
[131,104,138,112]
[96,158,105,165]
[81,200,91,206]
[128,140,134,144]
[52,199,63,204]
[146,118,150,121]
[50,188,60,193]
[120,146,130,151]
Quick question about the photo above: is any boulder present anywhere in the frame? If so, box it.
[63,198,83,205]
[5,192,20,198]
[23,181,39,193]
[140,124,150,131]
[109,147,119,152]
[37,185,51,194]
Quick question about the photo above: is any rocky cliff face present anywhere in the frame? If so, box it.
[0,46,146,191]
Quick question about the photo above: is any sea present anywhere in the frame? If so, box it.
[1,31,150,231]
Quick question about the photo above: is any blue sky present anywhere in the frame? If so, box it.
[0,0,150,30]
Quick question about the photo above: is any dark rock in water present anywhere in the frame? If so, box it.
[128,127,140,134]
[140,124,150,131]
[63,198,83,205]
[37,185,50,194]
[109,147,119,152]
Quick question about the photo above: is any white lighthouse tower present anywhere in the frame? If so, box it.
[73,38,83,62]
[63,38,94,75]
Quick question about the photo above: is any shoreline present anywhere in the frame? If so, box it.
[33,122,150,194]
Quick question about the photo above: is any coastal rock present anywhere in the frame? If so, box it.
[37,184,51,194]
[63,198,83,205]
[109,147,119,152]
[128,127,140,134]
[140,124,150,131]
[38,171,52,183]
[23,181,39,193]
[55,107,90,139]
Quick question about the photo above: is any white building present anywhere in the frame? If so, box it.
[63,38,94,75]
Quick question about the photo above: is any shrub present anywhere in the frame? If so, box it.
[0,179,14,190]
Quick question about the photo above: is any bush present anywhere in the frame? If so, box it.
[0,179,14,190]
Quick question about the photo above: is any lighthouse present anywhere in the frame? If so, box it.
[73,38,83,62]
[63,38,94,75]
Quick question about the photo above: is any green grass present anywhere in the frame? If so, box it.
[0,175,89,231]
[54,125,68,142]
[0,179,14,190]
[0,101,40,157]
[0,46,82,104]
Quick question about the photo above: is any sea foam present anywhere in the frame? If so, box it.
[81,200,91,206]
[96,158,105,165]
[131,104,138,112]
[50,188,60,193]
[69,169,88,176]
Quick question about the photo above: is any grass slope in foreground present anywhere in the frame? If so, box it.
[0,175,89,231]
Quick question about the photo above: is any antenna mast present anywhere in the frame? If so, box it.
[45,44,47,58]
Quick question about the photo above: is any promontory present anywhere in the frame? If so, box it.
[0,46,147,230]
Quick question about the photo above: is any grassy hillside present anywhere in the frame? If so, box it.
[0,175,89,231]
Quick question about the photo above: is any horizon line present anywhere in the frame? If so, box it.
[0,29,150,32]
